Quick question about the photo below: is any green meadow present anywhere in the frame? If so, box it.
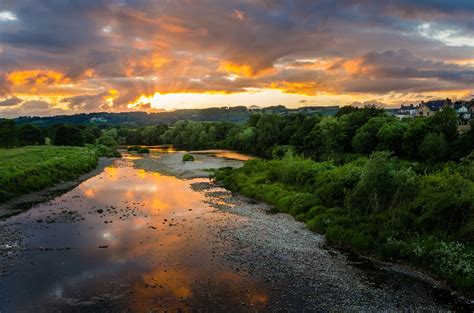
[0,146,99,203]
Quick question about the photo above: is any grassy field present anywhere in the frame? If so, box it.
[0,146,99,203]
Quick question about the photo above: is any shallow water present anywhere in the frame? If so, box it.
[0,154,276,312]
[0,151,471,312]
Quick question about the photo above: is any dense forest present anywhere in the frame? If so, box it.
[1,105,473,291]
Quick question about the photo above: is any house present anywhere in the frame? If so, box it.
[398,104,418,116]
[417,98,452,117]
[454,101,471,124]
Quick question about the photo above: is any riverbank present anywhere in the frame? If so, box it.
[134,151,473,306]
[0,146,116,218]
[214,156,474,295]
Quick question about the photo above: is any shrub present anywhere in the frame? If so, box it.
[128,146,149,153]
[183,154,195,162]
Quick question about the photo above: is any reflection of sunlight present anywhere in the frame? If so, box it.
[84,188,95,198]
[62,159,270,310]
[104,167,120,181]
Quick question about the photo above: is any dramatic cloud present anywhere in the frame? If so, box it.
[0,96,22,107]
[1,0,474,116]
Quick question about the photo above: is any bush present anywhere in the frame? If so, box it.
[19,124,44,146]
[183,154,195,162]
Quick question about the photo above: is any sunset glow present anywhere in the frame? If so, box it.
[0,1,473,117]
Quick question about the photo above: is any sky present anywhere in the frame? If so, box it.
[0,0,473,117]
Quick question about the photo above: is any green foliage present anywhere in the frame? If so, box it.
[0,146,99,203]
[419,132,448,162]
[182,154,195,162]
[0,119,19,148]
[19,124,44,146]
[215,155,474,291]
[51,125,84,146]
[430,106,459,142]
[377,121,408,155]
[346,152,417,214]
[86,144,121,158]
[97,135,118,148]
[351,117,389,154]
[127,146,149,153]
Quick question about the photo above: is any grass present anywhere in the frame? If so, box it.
[0,146,99,203]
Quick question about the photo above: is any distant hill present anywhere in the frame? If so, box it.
[13,105,340,126]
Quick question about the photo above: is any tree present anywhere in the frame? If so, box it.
[419,132,448,162]
[351,117,388,154]
[19,124,44,145]
[0,120,19,148]
[98,135,117,147]
[401,118,431,159]
[377,121,408,155]
[51,125,84,146]
[335,105,358,117]
[82,129,97,144]
[346,152,417,214]
[431,107,458,142]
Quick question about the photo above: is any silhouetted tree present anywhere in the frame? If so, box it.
[0,120,19,148]
[19,124,44,145]
[51,125,84,146]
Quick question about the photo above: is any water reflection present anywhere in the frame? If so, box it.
[191,149,255,161]
[0,155,269,312]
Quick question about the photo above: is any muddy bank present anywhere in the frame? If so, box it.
[133,151,244,179]
[0,157,115,219]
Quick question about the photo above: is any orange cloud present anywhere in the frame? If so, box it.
[342,58,368,75]
[218,61,274,77]
[126,54,170,76]
[8,70,70,86]
[268,81,330,96]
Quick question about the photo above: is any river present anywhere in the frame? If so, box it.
[0,149,470,312]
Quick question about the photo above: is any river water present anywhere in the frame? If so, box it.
[0,150,471,312]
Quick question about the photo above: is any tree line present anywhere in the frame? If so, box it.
[115,105,473,163]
